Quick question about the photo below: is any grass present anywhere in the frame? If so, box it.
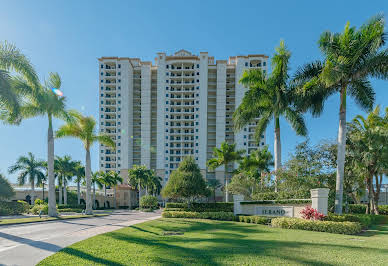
[0,213,109,225]
[38,218,388,265]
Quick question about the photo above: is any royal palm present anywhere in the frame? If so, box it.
[73,161,85,205]
[9,152,45,204]
[294,15,388,214]
[56,111,115,214]
[234,41,307,192]
[207,141,244,202]
[20,72,69,216]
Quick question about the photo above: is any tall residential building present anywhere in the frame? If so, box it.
[98,50,268,198]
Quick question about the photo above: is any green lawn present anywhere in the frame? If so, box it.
[39,218,388,265]
[0,213,109,225]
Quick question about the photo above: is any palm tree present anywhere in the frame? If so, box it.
[91,171,104,209]
[293,15,388,214]
[19,72,69,216]
[73,161,85,205]
[146,171,162,196]
[238,146,274,190]
[107,171,123,209]
[128,165,152,199]
[207,141,244,202]
[55,155,76,205]
[8,152,45,205]
[0,41,39,124]
[234,41,307,192]
[206,179,222,202]
[98,171,114,208]
[56,111,115,214]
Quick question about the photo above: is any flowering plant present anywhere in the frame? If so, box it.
[300,206,325,220]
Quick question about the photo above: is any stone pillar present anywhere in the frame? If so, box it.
[310,188,330,215]
[233,194,244,215]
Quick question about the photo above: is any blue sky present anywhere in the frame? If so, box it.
[1,0,387,184]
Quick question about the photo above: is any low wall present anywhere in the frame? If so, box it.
[234,188,330,218]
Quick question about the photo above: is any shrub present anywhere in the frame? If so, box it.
[325,213,371,228]
[162,211,235,221]
[165,202,233,212]
[30,204,48,215]
[0,200,29,215]
[237,215,271,225]
[378,205,388,215]
[240,199,311,205]
[300,206,325,221]
[58,208,83,213]
[347,204,367,214]
[34,199,44,205]
[57,204,85,209]
[271,217,362,235]
[140,195,158,209]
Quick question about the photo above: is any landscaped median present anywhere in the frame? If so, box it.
[162,202,388,235]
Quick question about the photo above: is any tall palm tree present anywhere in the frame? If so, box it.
[73,161,85,205]
[206,179,222,203]
[146,171,162,196]
[91,171,103,209]
[234,41,307,192]
[56,111,115,214]
[207,141,244,202]
[97,171,114,208]
[19,72,69,216]
[107,171,123,209]
[8,152,45,205]
[0,41,39,124]
[293,15,388,214]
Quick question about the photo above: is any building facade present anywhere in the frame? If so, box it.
[98,50,268,197]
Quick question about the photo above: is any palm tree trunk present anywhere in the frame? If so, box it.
[58,177,63,205]
[63,176,67,205]
[104,185,107,208]
[31,178,35,205]
[225,178,229,202]
[77,181,81,205]
[42,182,45,201]
[274,116,281,193]
[335,86,346,214]
[93,183,95,209]
[85,148,93,214]
[114,187,117,209]
[47,116,57,217]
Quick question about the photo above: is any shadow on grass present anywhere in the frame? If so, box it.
[360,224,388,237]
[60,247,124,266]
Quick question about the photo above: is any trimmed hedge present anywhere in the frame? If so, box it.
[237,215,271,225]
[347,204,388,215]
[162,211,235,221]
[240,199,311,205]
[58,208,83,213]
[378,205,388,215]
[165,202,233,212]
[271,217,362,235]
[325,213,371,228]
[0,201,29,215]
[140,195,158,209]
[57,204,85,209]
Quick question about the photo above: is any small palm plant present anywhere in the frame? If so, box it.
[107,171,123,208]
[8,152,46,204]
[56,111,115,214]
[207,141,244,202]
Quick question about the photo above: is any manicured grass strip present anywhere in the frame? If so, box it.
[38,218,388,265]
[0,213,109,225]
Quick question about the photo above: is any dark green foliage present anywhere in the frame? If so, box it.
[162,157,209,201]
[162,211,235,221]
[30,203,48,214]
[240,199,311,205]
[139,195,158,209]
[57,204,85,209]
[325,213,372,228]
[0,174,15,199]
[0,200,29,215]
[165,202,233,212]
[347,204,367,214]
[58,208,83,213]
[271,217,362,235]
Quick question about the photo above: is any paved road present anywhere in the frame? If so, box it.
[0,210,161,266]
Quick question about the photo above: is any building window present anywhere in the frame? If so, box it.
[101,86,103,90]
[245,62,248,66]
[118,107,121,111]
[196,79,199,82]
[101,80,103,83]
[166,87,169,90]
[101,72,103,76]
[263,62,266,66]
[118,93,121,97]
[101,94,103,97]
[197,64,199,68]
[118,86,121,90]
[118,64,121,68]
[118,79,121,83]
[196,122,199,125]
[244,142,246,146]
[166,80,169,83]
[118,72,121,75]
[166,94,169,97]
[101,64,103,69]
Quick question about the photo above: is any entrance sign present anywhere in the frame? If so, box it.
[255,206,293,217]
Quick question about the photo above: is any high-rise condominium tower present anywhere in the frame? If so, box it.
[98,50,268,198]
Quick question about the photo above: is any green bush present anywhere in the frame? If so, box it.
[0,200,30,215]
[240,199,311,205]
[162,211,235,221]
[34,199,44,205]
[164,202,233,212]
[30,204,48,215]
[271,217,362,235]
[252,191,310,201]
[237,215,271,224]
[57,204,85,209]
[325,213,371,228]
[378,205,388,215]
[347,204,367,214]
[140,195,158,209]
